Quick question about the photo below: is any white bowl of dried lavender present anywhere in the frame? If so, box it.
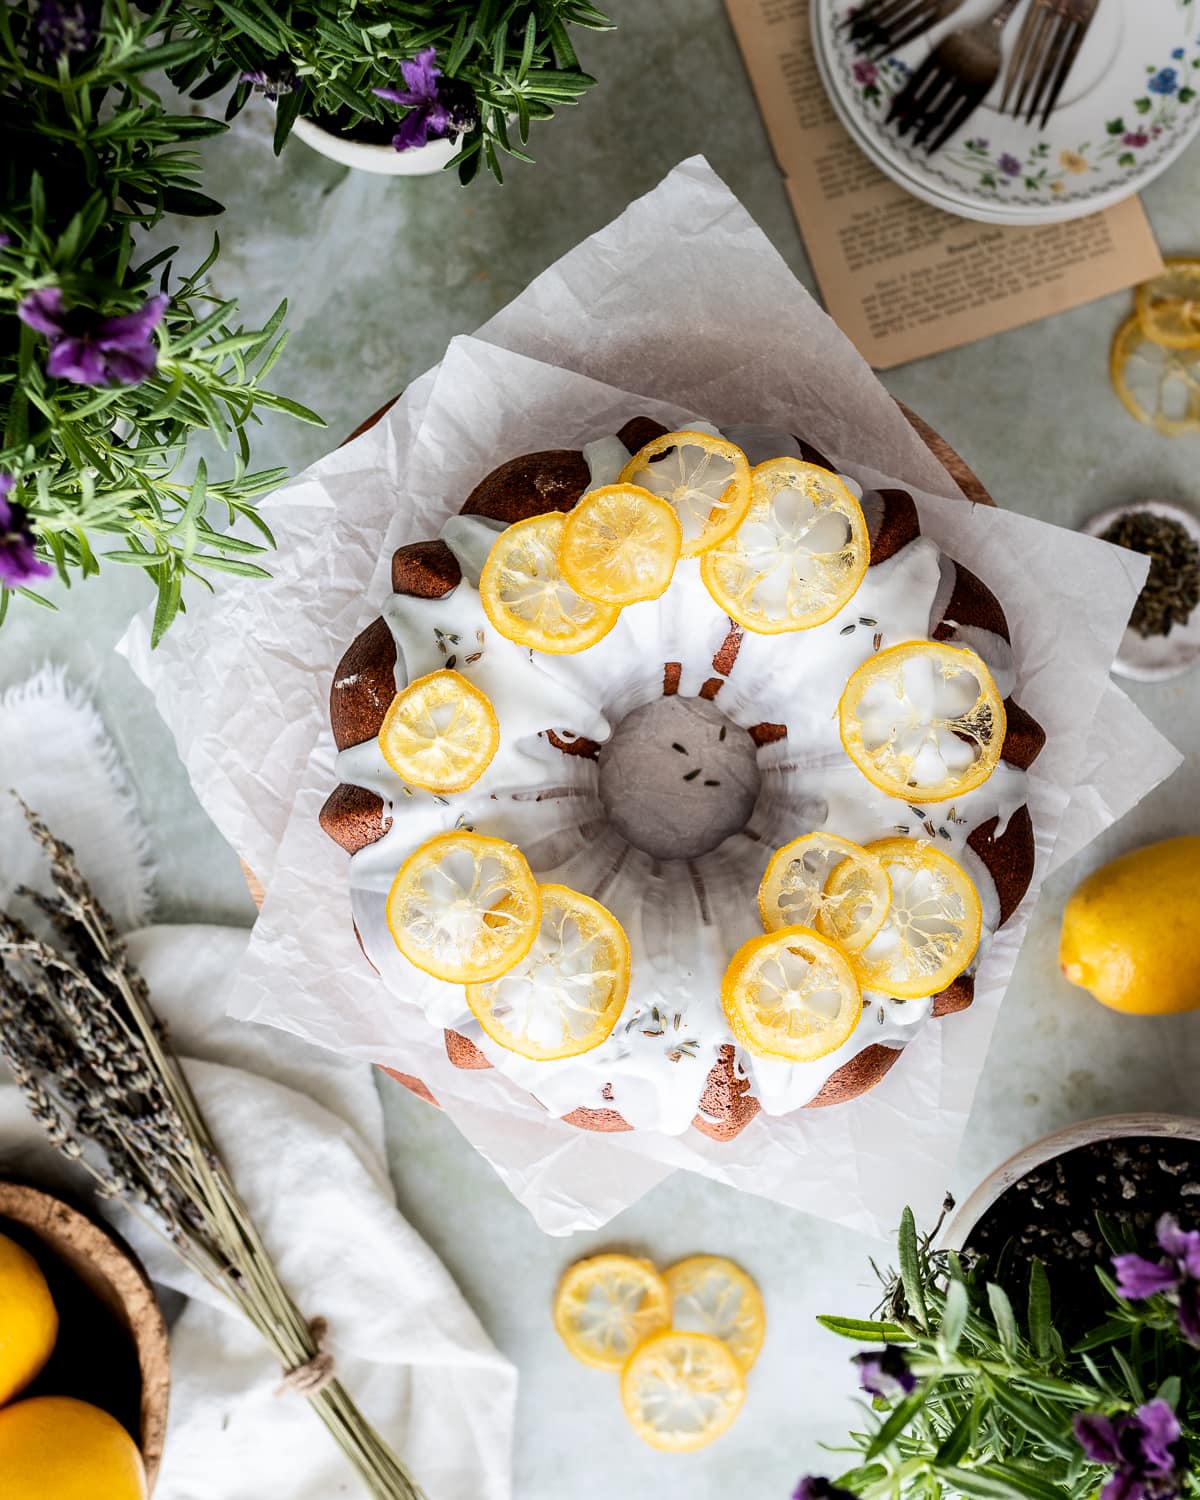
[1084,502,1200,682]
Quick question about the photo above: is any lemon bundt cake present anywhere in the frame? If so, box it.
[320,417,1044,1141]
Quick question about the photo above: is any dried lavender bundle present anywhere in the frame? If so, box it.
[0,804,425,1500]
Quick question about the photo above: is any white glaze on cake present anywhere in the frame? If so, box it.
[337,434,1029,1135]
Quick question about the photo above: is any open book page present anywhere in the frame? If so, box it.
[726,0,1165,368]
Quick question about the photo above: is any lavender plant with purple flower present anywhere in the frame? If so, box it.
[2,2,322,636]
[805,1207,1200,1500]
[171,1,614,184]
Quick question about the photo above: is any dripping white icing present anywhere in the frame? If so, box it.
[340,431,1034,1135]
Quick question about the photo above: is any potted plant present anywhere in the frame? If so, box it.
[799,1115,1200,1500]
[167,0,614,180]
[0,1,321,639]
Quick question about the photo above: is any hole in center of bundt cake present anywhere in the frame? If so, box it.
[597,697,761,861]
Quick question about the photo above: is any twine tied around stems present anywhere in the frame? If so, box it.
[277,1317,337,1397]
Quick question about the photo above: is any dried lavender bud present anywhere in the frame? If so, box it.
[1101,510,1200,638]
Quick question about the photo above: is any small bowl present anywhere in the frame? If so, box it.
[1082,502,1200,682]
[0,1181,170,1491]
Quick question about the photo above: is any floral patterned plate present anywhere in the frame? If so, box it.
[814,0,1200,225]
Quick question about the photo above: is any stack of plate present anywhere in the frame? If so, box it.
[812,0,1200,225]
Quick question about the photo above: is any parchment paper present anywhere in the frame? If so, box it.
[121,159,1182,1236]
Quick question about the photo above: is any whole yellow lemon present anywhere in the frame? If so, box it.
[0,1397,146,1499]
[0,1231,58,1406]
[1059,836,1200,1015]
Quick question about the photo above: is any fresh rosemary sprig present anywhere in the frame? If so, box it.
[0,804,425,1500]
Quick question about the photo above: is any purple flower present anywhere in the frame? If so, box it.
[1113,1214,1200,1345]
[1073,1399,1184,1500]
[853,1345,917,1398]
[793,1478,858,1500]
[853,60,878,86]
[1123,130,1150,148]
[998,152,1022,176]
[18,288,167,387]
[0,475,53,589]
[34,0,100,56]
[373,47,477,152]
[1149,68,1179,96]
[969,137,990,150]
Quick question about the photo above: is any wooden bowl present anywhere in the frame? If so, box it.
[0,1181,171,1492]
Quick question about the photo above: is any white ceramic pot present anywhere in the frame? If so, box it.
[291,115,458,176]
[943,1113,1200,1251]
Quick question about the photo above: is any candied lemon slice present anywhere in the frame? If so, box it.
[836,837,982,1000]
[553,1254,671,1371]
[1135,259,1200,350]
[663,1256,766,1372]
[757,833,891,953]
[465,883,631,1060]
[618,430,751,558]
[838,640,1006,803]
[386,831,540,984]
[621,1332,746,1452]
[1111,313,1200,435]
[721,927,862,1063]
[558,484,682,605]
[378,670,500,793]
[479,513,620,654]
[701,459,870,633]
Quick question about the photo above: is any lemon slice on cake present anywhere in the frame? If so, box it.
[621,1331,746,1452]
[721,927,862,1063]
[378,670,500,793]
[558,484,682,605]
[1135,258,1200,350]
[663,1256,766,1372]
[1111,313,1200,436]
[838,640,1006,803]
[757,832,891,953]
[480,513,620,653]
[618,430,751,557]
[833,838,982,1000]
[386,831,540,984]
[553,1254,671,1371]
[701,458,870,633]
[466,883,631,1060]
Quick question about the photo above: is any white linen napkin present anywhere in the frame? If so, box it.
[0,673,516,1500]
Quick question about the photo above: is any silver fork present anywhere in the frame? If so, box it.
[887,0,1025,152]
[1000,0,1102,129]
[843,0,968,60]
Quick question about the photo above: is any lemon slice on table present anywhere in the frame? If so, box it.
[621,1332,747,1452]
[834,838,982,1000]
[757,832,891,954]
[663,1256,766,1372]
[558,484,682,605]
[1111,313,1200,435]
[1135,258,1200,350]
[378,670,500,793]
[721,927,862,1063]
[838,640,1006,803]
[479,513,620,654]
[465,884,631,1060]
[618,430,752,557]
[701,459,870,633]
[553,1254,671,1371]
[386,831,540,984]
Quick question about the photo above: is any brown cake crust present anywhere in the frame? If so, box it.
[463,449,590,524]
[328,416,1044,1140]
